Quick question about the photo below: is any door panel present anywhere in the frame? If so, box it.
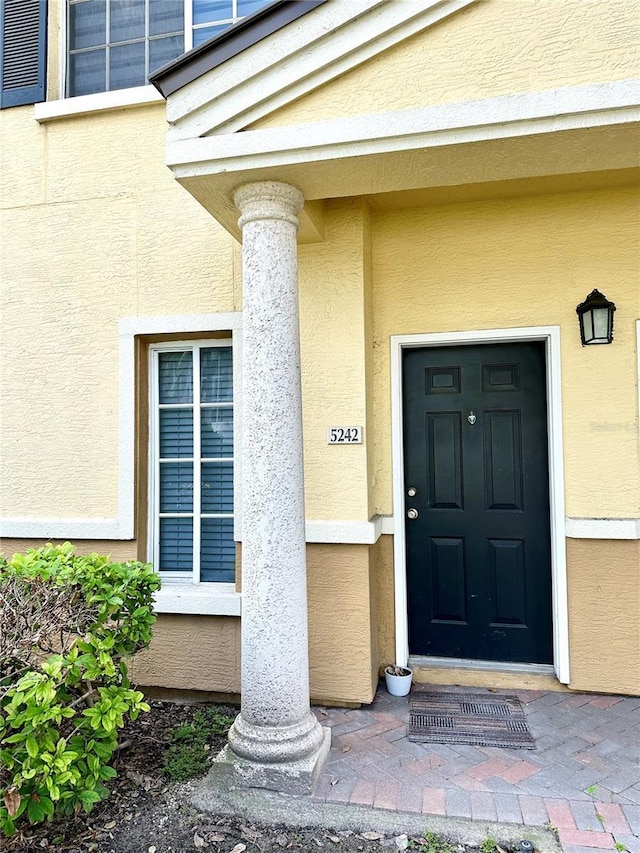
[403,342,552,664]
[427,413,463,509]
[483,410,523,510]
[430,537,467,623]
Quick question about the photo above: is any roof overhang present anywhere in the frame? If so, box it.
[167,79,640,241]
[153,0,640,242]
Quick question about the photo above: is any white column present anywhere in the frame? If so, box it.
[217,181,330,793]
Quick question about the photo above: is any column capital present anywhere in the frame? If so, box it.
[234,181,304,229]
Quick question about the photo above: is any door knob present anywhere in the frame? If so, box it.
[407,508,419,520]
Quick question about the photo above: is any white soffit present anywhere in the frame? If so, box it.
[166,0,480,140]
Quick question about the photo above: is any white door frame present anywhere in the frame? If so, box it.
[390,326,570,684]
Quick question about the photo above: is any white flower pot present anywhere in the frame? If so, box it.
[384,665,413,697]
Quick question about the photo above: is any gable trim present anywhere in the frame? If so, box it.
[168,79,640,185]
[151,0,327,99]
[164,0,480,140]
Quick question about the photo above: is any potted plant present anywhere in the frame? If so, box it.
[384,664,413,696]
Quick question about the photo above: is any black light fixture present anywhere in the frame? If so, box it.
[576,289,616,345]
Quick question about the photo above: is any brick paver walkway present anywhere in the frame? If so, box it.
[312,685,640,853]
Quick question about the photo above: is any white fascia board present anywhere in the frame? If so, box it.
[167,0,479,140]
[167,79,640,179]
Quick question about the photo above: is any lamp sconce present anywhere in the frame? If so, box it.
[576,289,616,345]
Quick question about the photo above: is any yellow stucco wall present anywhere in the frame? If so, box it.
[307,544,377,704]
[0,105,377,522]
[251,0,640,129]
[129,543,379,705]
[130,614,242,694]
[374,534,395,672]
[0,537,377,704]
[371,186,640,519]
[299,202,372,520]
[0,103,238,519]
[566,539,640,696]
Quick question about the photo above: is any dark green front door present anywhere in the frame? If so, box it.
[403,342,553,664]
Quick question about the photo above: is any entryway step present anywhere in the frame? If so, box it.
[408,656,568,692]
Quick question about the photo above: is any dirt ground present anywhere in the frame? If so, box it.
[2,702,485,853]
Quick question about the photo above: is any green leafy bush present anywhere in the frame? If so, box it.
[0,542,161,836]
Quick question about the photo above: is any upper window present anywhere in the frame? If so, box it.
[66,0,271,97]
[149,341,236,584]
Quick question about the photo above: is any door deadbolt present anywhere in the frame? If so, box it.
[407,508,419,520]
[407,487,417,497]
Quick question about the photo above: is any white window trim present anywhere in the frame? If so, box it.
[135,314,242,616]
[148,338,236,584]
[390,326,571,685]
[35,85,164,123]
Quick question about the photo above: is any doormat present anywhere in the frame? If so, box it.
[409,691,535,749]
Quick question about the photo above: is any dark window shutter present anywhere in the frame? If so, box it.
[1,0,47,108]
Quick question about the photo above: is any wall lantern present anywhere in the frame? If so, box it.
[576,289,616,345]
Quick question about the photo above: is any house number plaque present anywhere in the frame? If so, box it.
[327,426,363,444]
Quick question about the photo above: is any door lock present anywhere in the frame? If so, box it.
[407,487,417,497]
[407,508,419,520]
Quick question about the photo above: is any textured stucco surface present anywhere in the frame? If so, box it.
[130,543,377,705]
[566,539,640,696]
[307,544,377,705]
[2,0,639,703]
[0,103,237,519]
[250,0,640,129]
[372,187,640,519]
[373,535,395,672]
[130,614,241,693]
[298,202,373,521]
[0,538,138,562]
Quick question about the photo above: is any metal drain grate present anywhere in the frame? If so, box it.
[461,701,512,717]
[409,691,535,749]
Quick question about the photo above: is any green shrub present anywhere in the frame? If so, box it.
[0,542,161,836]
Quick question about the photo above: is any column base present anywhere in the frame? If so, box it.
[207,727,331,795]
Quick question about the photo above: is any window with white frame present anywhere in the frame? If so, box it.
[66,0,271,97]
[149,340,235,584]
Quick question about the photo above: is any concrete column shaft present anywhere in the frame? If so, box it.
[228,181,325,767]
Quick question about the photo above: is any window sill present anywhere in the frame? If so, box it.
[153,584,241,616]
[34,85,164,123]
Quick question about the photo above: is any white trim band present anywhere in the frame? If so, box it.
[168,79,640,178]
[35,85,164,123]
[565,518,640,539]
[3,514,640,542]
